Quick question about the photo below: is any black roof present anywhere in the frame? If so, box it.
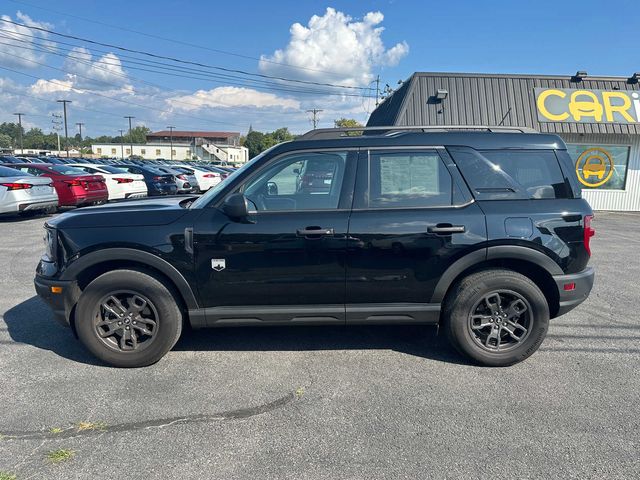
[285,130,566,152]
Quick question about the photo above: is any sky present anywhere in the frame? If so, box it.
[0,0,638,138]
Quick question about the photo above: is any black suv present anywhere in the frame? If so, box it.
[34,126,595,368]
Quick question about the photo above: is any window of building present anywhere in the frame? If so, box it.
[111,148,116,155]
[96,148,102,154]
[243,151,350,211]
[450,147,571,200]
[172,149,176,155]
[126,148,131,155]
[156,149,161,156]
[567,144,630,190]
[355,150,454,208]
[141,149,146,155]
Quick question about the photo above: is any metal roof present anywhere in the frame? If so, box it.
[367,72,640,135]
[147,131,239,138]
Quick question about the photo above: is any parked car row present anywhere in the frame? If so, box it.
[0,155,238,216]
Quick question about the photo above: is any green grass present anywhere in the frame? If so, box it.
[0,472,17,480]
[46,449,75,464]
[49,427,63,434]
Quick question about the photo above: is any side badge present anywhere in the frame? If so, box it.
[211,259,226,271]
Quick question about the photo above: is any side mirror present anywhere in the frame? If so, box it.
[266,181,278,196]
[293,168,300,175]
[222,193,252,220]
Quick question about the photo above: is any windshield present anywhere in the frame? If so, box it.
[49,165,92,175]
[0,165,31,177]
[100,165,128,174]
[189,147,275,209]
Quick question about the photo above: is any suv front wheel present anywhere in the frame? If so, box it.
[444,269,549,366]
[75,269,183,367]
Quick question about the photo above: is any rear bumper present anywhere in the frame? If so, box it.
[553,267,595,317]
[34,274,80,328]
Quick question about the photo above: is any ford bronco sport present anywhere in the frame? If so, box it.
[35,126,595,368]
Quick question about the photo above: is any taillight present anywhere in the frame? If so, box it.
[1,182,32,190]
[153,176,163,181]
[203,173,218,178]
[584,214,595,256]
[114,177,134,183]
[177,174,187,180]
[63,179,82,187]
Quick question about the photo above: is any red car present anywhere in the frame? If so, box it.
[7,164,108,207]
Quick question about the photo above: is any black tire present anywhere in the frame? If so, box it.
[443,269,549,367]
[75,269,183,367]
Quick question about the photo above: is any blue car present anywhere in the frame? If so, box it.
[119,164,178,196]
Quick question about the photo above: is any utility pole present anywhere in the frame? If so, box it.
[167,126,175,161]
[51,113,62,154]
[13,113,24,154]
[124,116,135,158]
[118,129,125,159]
[76,122,84,140]
[306,108,323,129]
[375,75,381,107]
[57,100,71,157]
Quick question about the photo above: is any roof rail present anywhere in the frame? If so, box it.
[298,125,539,140]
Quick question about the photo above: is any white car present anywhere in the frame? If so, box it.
[69,163,147,200]
[0,165,58,214]
[169,165,221,191]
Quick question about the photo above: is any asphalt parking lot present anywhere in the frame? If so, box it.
[0,211,638,479]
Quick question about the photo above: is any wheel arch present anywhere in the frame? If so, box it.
[432,246,561,318]
[61,248,199,311]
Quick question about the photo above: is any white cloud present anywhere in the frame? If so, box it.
[63,47,131,90]
[30,78,74,94]
[259,7,409,87]
[167,86,300,111]
[0,12,55,68]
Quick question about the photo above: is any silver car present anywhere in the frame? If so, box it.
[0,165,58,215]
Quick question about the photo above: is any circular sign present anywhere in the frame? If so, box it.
[575,147,614,188]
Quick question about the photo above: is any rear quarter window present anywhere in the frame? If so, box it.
[448,147,572,200]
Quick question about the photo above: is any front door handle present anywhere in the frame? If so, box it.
[296,227,335,238]
[427,224,466,235]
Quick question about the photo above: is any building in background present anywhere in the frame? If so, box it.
[92,130,249,164]
[367,72,640,211]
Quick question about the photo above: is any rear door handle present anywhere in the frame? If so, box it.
[427,224,466,235]
[296,227,335,238]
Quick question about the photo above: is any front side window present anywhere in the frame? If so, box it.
[242,151,350,211]
[356,150,454,208]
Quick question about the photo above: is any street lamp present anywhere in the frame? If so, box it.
[124,116,135,158]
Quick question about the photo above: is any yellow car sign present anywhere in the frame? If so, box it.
[575,147,614,187]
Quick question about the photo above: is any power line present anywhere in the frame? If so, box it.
[0,64,248,127]
[0,32,373,100]
[7,0,352,79]
[0,17,375,92]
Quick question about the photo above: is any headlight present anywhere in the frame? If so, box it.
[43,228,56,262]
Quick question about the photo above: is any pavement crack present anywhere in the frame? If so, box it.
[1,391,295,441]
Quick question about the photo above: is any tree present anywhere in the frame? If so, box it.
[244,130,266,159]
[334,118,363,128]
[0,122,23,146]
[123,126,151,144]
[0,133,12,148]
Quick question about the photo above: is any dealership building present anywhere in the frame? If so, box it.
[367,72,640,211]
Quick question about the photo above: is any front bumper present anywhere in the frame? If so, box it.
[553,267,595,317]
[34,274,80,328]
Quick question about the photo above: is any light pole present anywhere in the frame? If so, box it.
[124,116,134,158]
[13,113,24,154]
[57,100,71,157]
[76,122,84,140]
[118,129,125,159]
[167,126,175,161]
[51,114,62,153]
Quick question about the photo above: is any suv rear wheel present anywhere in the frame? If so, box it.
[444,269,549,366]
[75,269,183,367]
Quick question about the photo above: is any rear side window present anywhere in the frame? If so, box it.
[0,165,31,177]
[355,150,454,208]
[449,147,572,200]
